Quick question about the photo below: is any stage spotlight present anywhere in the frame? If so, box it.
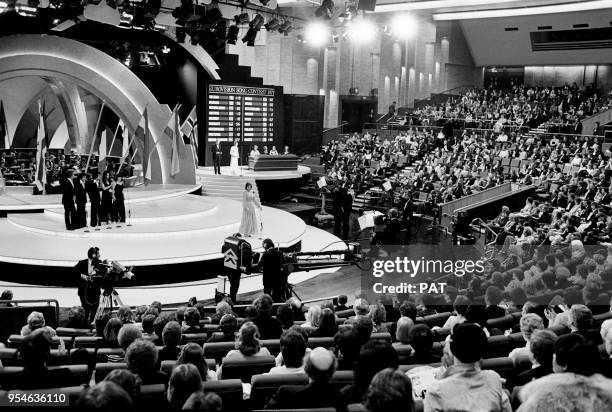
[347,18,376,43]
[315,0,333,20]
[297,34,305,43]
[278,19,292,36]
[265,17,280,31]
[227,24,239,44]
[234,12,249,24]
[242,27,258,46]
[390,14,416,39]
[304,21,330,47]
[250,13,264,30]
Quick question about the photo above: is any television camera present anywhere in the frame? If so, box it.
[89,259,135,317]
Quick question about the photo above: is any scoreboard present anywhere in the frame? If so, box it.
[207,84,275,143]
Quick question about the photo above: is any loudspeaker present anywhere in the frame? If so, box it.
[357,0,376,11]
[349,87,359,95]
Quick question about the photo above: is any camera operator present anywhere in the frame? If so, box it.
[371,208,402,247]
[74,247,103,323]
[257,239,287,302]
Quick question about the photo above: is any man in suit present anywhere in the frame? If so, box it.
[61,169,76,230]
[86,172,101,228]
[74,247,102,323]
[402,193,414,244]
[342,187,353,239]
[258,239,286,302]
[211,140,222,175]
[74,173,88,229]
[266,347,348,411]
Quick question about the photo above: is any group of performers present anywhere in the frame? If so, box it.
[61,169,126,230]
[211,139,291,176]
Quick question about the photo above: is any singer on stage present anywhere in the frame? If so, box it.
[211,140,222,175]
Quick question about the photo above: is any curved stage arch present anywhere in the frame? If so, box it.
[0,34,196,184]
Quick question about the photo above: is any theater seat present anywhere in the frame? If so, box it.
[7,335,69,349]
[421,312,452,328]
[0,347,18,366]
[487,315,516,331]
[481,357,515,379]
[546,325,570,336]
[306,337,334,349]
[94,362,128,382]
[485,335,510,358]
[160,359,216,375]
[56,327,93,337]
[203,342,235,363]
[220,356,276,382]
[330,370,354,392]
[260,339,281,356]
[96,348,124,363]
[348,404,368,412]
[250,373,309,409]
[203,379,244,411]
[136,384,169,410]
[181,333,208,346]
[370,332,391,342]
[433,328,450,341]
[399,363,441,373]
[335,309,355,318]
[74,336,102,348]
[0,364,89,388]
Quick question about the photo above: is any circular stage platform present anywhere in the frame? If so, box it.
[0,183,341,291]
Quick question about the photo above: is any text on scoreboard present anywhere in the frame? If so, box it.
[207,84,275,143]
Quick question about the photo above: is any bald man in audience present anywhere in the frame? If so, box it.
[265,347,348,410]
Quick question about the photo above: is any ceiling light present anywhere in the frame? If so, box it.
[227,24,239,44]
[376,0,520,13]
[304,20,330,47]
[265,18,280,31]
[390,14,416,39]
[234,12,249,24]
[347,18,376,43]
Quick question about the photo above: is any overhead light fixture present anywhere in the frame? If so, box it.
[304,20,330,47]
[227,24,239,44]
[265,17,280,31]
[234,12,249,24]
[315,0,334,20]
[242,27,258,46]
[278,19,293,36]
[16,4,38,17]
[433,0,612,20]
[389,14,416,39]
[347,18,376,43]
[250,13,264,30]
[375,0,520,13]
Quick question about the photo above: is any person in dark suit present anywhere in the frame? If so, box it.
[74,173,88,229]
[342,187,353,239]
[266,347,348,411]
[86,172,101,228]
[113,176,125,223]
[258,239,286,302]
[75,247,102,323]
[513,329,556,386]
[402,193,414,244]
[61,169,76,230]
[211,140,222,175]
[252,294,282,340]
[333,187,345,237]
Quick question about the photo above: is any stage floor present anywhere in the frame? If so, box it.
[0,184,200,212]
[197,165,311,180]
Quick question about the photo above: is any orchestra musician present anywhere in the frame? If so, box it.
[75,247,103,323]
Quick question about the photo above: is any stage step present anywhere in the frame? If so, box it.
[197,173,261,202]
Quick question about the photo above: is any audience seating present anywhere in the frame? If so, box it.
[219,356,276,382]
[202,379,244,411]
[180,333,208,345]
[55,327,93,337]
[250,373,309,409]
[329,370,355,392]
[7,334,72,349]
[73,336,102,348]
[0,365,89,388]
[96,347,124,363]
[203,342,235,363]
[416,312,452,328]
[94,362,128,382]
[159,359,217,376]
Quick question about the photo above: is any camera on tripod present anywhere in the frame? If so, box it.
[90,259,134,295]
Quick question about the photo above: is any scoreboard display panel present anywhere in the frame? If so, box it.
[207,84,275,143]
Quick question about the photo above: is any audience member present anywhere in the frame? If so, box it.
[125,339,168,385]
[311,308,338,337]
[158,321,182,362]
[206,314,238,343]
[514,329,557,386]
[76,381,132,411]
[182,391,223,411]
[268,329,307,375]
[177,343,217,381]
[252,294,282,340]
[508,313,544,362]
[167,364,203,410]
[365,368,415,412]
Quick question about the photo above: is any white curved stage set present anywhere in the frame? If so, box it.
[0,34,339,306]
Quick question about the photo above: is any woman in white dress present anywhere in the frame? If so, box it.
[239,182,262,238]
[230,140,240,175]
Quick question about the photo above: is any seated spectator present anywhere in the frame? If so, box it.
[268,329,307,375]
[177,343,217,381]
[341,339,399,403]
[600,319,612,379]
[219,322,271,378]
[552,333,600,376]
[287,297,306,321]
[159,321,182,362]
[568,304,601,344]
[424,323,511,412]
[67,306,88,329]
[517,373,612,412]
[167,364,203,410]
[104,369,140,399]
[352,315,375,346]
[182,391,223,411]
[0,289,14,307]
[393,316,414,349]
[252,294,282,340]
[485,286,506,320]
[182,307,203,334]
[141,314,158,341]
[334,328,360,370]
[153,314,172,346]
[108,324,143,363]
[514,329,557,386]
[210,301,234,324]
[334,295,349,312]
[351,298,370,319]
[244,305,258,321]
[508,313,544,362]
[266,347,348,410]
[311,308,338,337]
[206,314,238,343]
[9,328,72,390]
[440,295,470,330]
[20,311,56,337]
[134,305,148,323]
[77,381,132,411]
[405,324,440,364]
[365,368,415,412]
[275,303,294,332]
[102,317,123,348]
[369,303,389,333]
[465,304,491,337]
[117,306,134,324]
[399,300,418,322]
[95,313,112,337]
[125,339,168,385]
[302,305,322,329]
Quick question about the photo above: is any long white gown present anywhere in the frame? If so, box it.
[230,145,240,175]
[239,189,262,237]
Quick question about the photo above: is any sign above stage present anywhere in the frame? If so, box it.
[209,85,275,97]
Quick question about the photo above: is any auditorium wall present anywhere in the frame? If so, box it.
[225,18,483,128]
[524,65,612,91]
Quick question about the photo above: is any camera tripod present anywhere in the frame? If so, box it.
[94,288,123,319]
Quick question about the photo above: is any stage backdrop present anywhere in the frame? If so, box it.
[201,82,284,167]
